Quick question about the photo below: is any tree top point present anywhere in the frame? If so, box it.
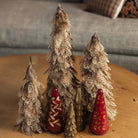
[57,4,62,12]
[29,56,32,65]
[24,57,34,80]
[76,87,81,104]
[58,3,61,8]
[68,102,75,117]
[93,32,97,37]
[91,33,99,44]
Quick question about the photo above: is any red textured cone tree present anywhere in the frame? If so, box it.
[46,88,64,134]
[89,89,109,135]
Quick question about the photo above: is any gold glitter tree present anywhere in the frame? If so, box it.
[64,103,77,138]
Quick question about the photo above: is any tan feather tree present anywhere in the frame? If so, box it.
[16,58,42,135]
[80,33,117,121]
[45,5,79,115]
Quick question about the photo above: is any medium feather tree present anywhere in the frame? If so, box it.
[16,58,42,135]
[80,33,117,121]
[45,5,79,116]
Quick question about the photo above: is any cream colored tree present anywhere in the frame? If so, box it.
[16,58,42,135]
[80,33,117,121]
[45,5,78,115]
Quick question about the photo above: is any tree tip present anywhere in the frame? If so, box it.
[70,102,73,107]
[91,33,98,43]
[24,57,33,80]
[76,87,81,104]
[69,102,74,112]
[58,3,61,8]
[29,56,32,65]
[57,3,62,11]
[93,32,97,37]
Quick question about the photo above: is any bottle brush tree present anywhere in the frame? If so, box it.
[45,5,79,115]
[16,58,42,135]
[80,33,117,121]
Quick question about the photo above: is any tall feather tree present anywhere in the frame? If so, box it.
[80,33,117,121]
[16,58,42,135]
[45,5,79,116]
